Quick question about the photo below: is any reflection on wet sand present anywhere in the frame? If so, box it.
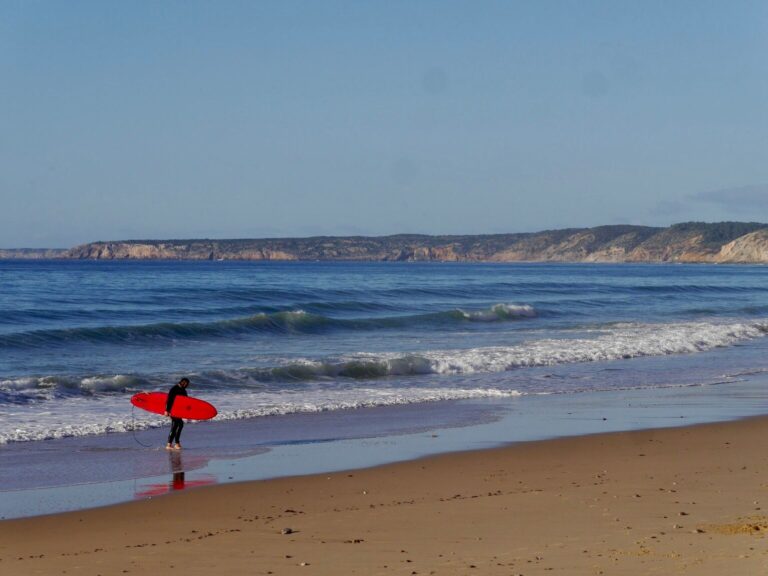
[134,451,216,498]
[170,450,185,490]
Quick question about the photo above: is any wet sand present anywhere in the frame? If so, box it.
[3,416,768,575]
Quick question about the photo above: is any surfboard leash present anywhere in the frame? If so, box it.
[130,403,154,448]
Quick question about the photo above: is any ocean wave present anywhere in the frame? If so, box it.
[0,374,154,403]
[4,319,766,404]
[3,318,768,443]
[419,320,768,374]
[239,319,768,380]
[0,303,536,349]
[458,303,536,321]
[0,387,522,444]
[0,299,415,329]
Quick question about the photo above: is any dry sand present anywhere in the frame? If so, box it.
[3,417,768,575]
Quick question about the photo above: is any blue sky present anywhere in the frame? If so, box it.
[2,1,768,247]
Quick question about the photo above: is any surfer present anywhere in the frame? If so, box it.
[164,377,190,450]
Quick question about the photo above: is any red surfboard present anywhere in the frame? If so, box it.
[131,392,218,420]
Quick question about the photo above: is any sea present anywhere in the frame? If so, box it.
[5,259,768,517]
[2,259,768,447]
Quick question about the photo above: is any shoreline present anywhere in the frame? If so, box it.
[3,415,768,574]
[4,376,768,520]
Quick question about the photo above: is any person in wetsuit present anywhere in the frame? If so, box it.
[164,377,189,450]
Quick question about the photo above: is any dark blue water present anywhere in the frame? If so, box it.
[2,260,768,443]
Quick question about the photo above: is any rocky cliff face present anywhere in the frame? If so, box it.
[715,230,768,263]
[68,241,298,261]
[61,222,768,263]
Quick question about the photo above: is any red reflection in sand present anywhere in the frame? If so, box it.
[135,474,217,498]
[134,450,217,498]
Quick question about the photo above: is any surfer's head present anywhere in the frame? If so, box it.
[178,377,190,388]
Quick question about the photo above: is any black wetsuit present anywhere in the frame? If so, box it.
[166,384,188,444]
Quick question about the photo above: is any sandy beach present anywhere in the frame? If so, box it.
[3,416,768,575]
[6,1,768,574]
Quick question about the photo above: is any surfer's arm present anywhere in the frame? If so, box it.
[165,388,178,414]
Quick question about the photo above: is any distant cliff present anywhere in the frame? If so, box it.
[0,248,68,259]
[62,222,768,263]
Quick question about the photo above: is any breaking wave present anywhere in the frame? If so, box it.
[0,304,536,349]
[249,319,768,379]
[3,318,768,444]
[0,387,522,444]
[3,320,767,400]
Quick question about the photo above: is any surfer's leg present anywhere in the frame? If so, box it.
[171,418,184,445]
[169,418,183,445]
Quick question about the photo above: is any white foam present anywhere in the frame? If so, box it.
[3,319,767,444]
[0,387,522,444]
[461,303,536,321]
[0,374,150,400]
[340,320,768,375]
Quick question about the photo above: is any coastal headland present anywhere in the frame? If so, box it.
[3,417,768,575]
[5,221,768,263]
